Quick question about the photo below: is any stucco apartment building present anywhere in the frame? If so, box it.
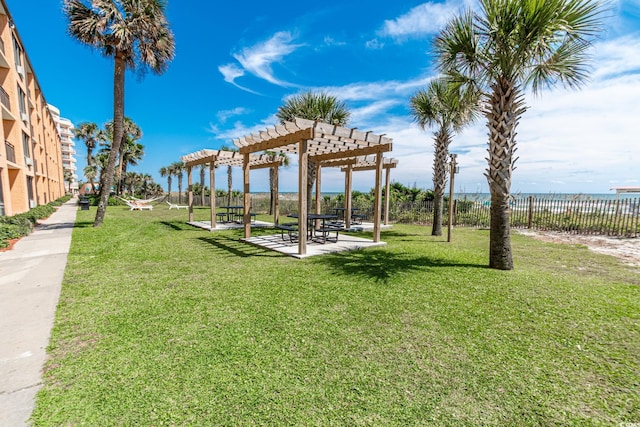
[0,0,65,217]
[49,103,78,194]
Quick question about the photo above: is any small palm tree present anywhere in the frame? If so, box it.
[63,168,74,193]
[410,78,479,236]
[435,0,604,269]
[73,122,100,193]
[276,91,350,211]
[220,145,237,207]
[65,0,175,227]
[264,151,290,215]
[170,161,185,204]
[83,164,98,193]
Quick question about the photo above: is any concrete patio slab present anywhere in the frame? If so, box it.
[187,220,273,231]
[241,233,387,258]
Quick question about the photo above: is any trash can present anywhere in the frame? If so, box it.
[79,197,90,210]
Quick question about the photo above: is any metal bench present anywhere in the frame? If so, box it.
[276,223,299,243]
[351,214,365,224]
[313,225,343,244]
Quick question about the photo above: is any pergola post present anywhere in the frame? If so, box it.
[384,166,391,225]
[344,164,352,229]
[373,153,383,242]
[187,166,194,222]
[298,140,308,255]
[243,153,251,238]
[210,161,216,229]
[273,166,279,225]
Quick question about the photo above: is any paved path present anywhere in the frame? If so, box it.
[0,198,78,426]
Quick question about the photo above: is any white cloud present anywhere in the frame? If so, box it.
[218,63,260,94]
[380,0,466,39]
[365,38,384,50]
[322,75,433,102]
[233,31,303,87]
[216,107,251,124]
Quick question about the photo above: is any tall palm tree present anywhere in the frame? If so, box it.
[276,91,350,211]
[159,166,172,198]
[73,121,100,193]
[65,0,175,227]
[435,0,604,269]
[410,78,479,236]
[170,161,185,204]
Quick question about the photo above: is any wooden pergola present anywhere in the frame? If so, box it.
[181,149,284,228]
[233,117,393,255]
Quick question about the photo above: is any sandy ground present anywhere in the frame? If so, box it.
[517,230,640,267]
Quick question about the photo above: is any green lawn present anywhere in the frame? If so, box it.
[32,206,640,426]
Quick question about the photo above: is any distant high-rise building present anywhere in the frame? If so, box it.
[48,104,78,194]
[0,0,66,216]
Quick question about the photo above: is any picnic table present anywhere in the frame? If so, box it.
[333,207,365,224]
[219,205,244,223]
[284,213,342,243]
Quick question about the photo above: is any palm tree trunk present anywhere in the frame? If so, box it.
[227,166,232,206]
[431,129,451,236]
[167,176,172,202]
[307,160,316,212]
[200,167,205,206]
[178,176,183,204]
[269,168,275,215]
[94,51,126,227]
[485,78,525,270]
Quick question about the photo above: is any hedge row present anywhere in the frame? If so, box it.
[0,195,72,249]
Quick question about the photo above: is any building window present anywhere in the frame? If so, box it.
[22,131,31,163]
[17,86,26,116]
[26,176,34,208]
[12,35,23,68]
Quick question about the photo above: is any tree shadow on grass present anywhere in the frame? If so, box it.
[197,236,281,258]
[159,221,201,231]
[317,248,488,282]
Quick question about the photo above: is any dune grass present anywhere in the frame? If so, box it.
[32,205,640,426]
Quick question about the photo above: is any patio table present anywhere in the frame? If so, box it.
[220,205,244,223]
[287,213,340,243]
[332,207,360,222]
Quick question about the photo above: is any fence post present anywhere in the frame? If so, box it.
[528,196,533,229]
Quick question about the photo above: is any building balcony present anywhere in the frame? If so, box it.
[0,86,16,121]
[4,140,16,164]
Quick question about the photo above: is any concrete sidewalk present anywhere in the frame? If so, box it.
[0,198,78,426]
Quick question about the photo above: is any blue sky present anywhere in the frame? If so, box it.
[7,0,640,194]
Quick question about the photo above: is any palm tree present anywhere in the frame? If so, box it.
[276,91,350,210]
[159,166,172,198]
[220,145,237,207]
[65,0,175,227]
[73,122,100,193]
[170,161,185,204]
[199,163,210,206]
[435,0,604,269]
[83,165,98,194]
[104,117,143,195]
[264,151,290,215]
[63,168,74,193]
[410,78,479,236]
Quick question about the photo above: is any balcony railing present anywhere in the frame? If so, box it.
[0,86,10,110]
[5,141,16,163]
[0,38,5,55]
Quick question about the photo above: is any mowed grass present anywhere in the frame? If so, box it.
[32,205,640,426]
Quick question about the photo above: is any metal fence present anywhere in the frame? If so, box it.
[172,193,639,238]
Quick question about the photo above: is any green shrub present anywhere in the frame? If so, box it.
[0,195,69,248]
